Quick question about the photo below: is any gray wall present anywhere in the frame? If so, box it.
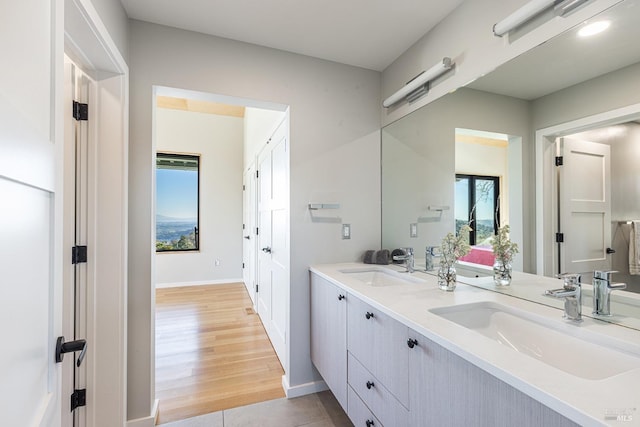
[89,0,129,62]
[128,20,381,419]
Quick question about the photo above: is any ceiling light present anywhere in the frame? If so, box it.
[382,58,453,108]
[578,20,610,37]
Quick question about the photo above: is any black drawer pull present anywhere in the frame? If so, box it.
[365,311,374,320]
[407,338,418,348]
[366,420,375,427]
[366,380,375,389]
[338,294,345,301]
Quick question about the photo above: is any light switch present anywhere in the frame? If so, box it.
[410,223,418,238]
[342,224,351,240]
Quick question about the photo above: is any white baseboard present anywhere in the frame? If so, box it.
[155,278,244,289]
[282,375,328,398]
[126,399,159,427]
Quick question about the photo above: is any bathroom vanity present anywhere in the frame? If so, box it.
[310,263,640,427]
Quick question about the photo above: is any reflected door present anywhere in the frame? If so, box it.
[559,138,611,274]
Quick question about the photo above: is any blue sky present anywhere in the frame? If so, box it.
[156,168,198,219]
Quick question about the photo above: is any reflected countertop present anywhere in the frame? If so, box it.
[310,262,640,427]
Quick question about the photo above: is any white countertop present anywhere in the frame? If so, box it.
[310,262,640,427]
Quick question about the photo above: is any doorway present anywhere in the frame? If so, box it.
[536,104,640,293]
[152,87,290,423]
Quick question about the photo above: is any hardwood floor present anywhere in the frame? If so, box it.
[155,283,285,425]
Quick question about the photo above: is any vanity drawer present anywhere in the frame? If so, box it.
[348,386,383,427]
[347,295,409,407]
[348,352,408,427]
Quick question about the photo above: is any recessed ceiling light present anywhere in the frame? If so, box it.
[578,20,611,37]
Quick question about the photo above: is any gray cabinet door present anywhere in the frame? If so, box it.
[408,330,579,427]
[310,273,347,410]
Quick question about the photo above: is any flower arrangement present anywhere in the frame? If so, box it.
[439,224,472,268]
[491,224,519,264]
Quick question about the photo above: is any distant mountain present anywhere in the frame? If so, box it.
[156,214,197,222]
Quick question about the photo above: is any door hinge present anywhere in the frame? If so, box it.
[243,223,245,230]
[555,156,563,166]
[243,184,246,191]
[256,227,259,235]
[73,101,88,121]
[555,233,564,243]
[242,262,245,269]
[71,389,86,411]
[72,246,88,264]
[255,284,259,293]
[256,170,259,178]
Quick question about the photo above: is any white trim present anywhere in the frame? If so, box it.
[155,278,245,289]
[281,375,328,399]
[125,399,159,427]
[535,102,640,275]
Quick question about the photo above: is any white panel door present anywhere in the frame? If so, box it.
[0,3,60,426]
[242,164,257,305]
[256,118,289,367]
[560,137,611,274]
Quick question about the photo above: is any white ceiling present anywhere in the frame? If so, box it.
[119,0,464,71]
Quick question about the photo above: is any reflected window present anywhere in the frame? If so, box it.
[156,152,200,252]
[455,174,499,246]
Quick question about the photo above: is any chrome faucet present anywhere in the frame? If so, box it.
[544,273,582,321]
[425,246,440,271]
[393,247,415,273]
[592,270,626,316]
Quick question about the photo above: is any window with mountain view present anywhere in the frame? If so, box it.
[455,174,500,246]
[156,152,200,252]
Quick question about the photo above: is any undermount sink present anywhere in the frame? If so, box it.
[429,301,640,380]
[338,267,425,287]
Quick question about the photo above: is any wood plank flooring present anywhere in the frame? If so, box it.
[155,283,285,425]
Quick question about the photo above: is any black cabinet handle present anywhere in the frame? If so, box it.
[366,420,375,427]
[244,235,250,240]
[606,247,616,254]
[365,312,374,320]
[55,336,87,367]
[262,247,271,253]
[407,338,418,349]
[366,381,375,389]
[338,294,345,301]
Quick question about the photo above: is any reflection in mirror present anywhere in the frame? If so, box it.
[381,0,640,329]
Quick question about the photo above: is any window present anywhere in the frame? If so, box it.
[156,153,200,252]
[455,174,500,246]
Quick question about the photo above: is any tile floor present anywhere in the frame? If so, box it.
[160,391,353,427]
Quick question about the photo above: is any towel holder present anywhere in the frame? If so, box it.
[308,203,340,210]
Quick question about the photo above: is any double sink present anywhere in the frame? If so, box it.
[339,266,640,381]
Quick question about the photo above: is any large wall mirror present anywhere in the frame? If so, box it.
[382,0,640,327]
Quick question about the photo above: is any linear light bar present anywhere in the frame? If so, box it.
[382,58,453,108]
[554,0,590,16]
[493,0,555,37]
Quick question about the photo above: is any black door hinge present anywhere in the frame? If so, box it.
[256,170,259,178]
[242,223,245,230]
[255,284,259,293]
[555,156,563,166]
[73,101,88,121]
[242,262,245,269]
[71,389,86,411]
[72,246,88,264]
[555,233,564,243]
[255,227,259,235]
[243,184,245,191]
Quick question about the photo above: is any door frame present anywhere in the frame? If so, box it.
[61,0,129,424]
[535,102,640,277]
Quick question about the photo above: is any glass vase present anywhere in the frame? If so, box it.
[438,265,457,291]
[493,259,512,286]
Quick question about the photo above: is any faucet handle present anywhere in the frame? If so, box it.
[402,247,414,255]
[557,273,581,288]
[594,270,618,281]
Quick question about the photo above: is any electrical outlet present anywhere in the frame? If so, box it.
[342,224,351,240]
[214,259,220,266]
[410,223,418,238]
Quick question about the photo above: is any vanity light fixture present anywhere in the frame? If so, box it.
[554,0,591,17]
[578,20,610,37]
[493,0,556,37]
[382,58,453,108]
